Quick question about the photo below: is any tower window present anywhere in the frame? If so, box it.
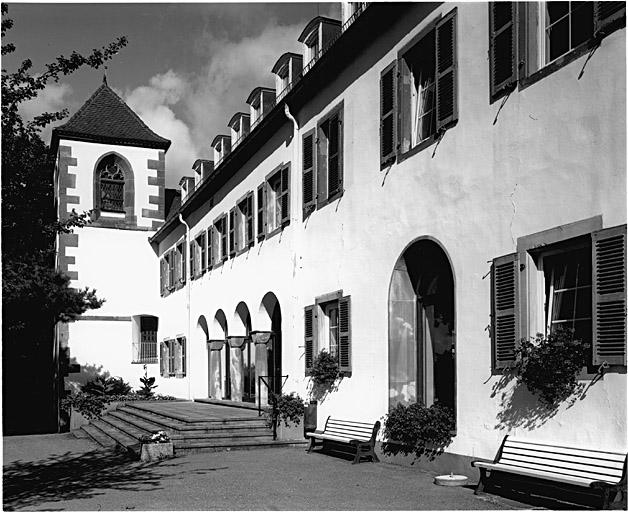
[98,155,126,213]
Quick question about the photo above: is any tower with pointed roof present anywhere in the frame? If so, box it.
[51,81,171,412]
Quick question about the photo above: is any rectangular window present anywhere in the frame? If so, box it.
[213,215,228,263]
[302,129,317,216]
[229,208,236,257]
[133,316,158,364]
[236,192,254,252]
[257,183,266,240]
[161,337,187,377]
[491,222,626,371]
[316,105,343,208]
[167,251,174,291]
[490,2,625,100]
[263,165,290,236]
[198,231,207,274]
[207,226,214,269]
[175,242,186,287]
[189,240,196,280]
[304,292,352,375]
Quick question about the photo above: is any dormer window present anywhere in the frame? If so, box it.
[272,53,303,101]
[277,65,289,96]
[298,17,341,73]
[251,96,261,126]
[228,113,251,148]
[305,30,319,66]
[246,87,276,130]
[211,135,231,166]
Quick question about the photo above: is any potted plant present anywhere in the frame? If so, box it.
[381,402,455,461]
[139,430,173,462]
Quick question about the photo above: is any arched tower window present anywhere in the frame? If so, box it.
[97,155,126,212]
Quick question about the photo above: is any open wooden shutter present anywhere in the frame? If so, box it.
[168,252,174,290]
[280,165,290,225]
[592,225,626,366]
[160,342,168,376]
[257,183,266,240]
[160,258,165,296]
[174,338,183,377]
[246,193,254,245]
[380,61,397,166]
[304,305,317,375]
[398,57,412,154]
[489,2,517,102]
[302,131,316,216]
[229,208,236,256]
[316,125,328,207]
[200,232,207,274]
[435,8,458,132]
[594,2,626,37]
[181,244,186,284]
[221,217,228,261]
[189,241,196,280]
[491,253,519,370]
[207,227,213,269]
[338,295,352,374]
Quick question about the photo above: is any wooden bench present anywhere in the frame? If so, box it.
[306,416,381,464]
[471,435,627,509]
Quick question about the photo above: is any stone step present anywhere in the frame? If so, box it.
[175,439,308,454]
[118,404,268,431]
[100,414,151,441]
[81,424,118,449]
[108,409,179,435]
[90,419,141,455]
[124,402,262,425]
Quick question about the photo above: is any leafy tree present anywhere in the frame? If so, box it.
[1,3,127,433]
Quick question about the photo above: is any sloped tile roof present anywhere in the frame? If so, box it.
[52,81,171,150]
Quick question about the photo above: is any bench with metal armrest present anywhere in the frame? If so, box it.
[306,416,381,464]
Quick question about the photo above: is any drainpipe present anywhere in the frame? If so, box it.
[178,213,192,400]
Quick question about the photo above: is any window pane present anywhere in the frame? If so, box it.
[547,2,570,24]
[571,1,594,48]
[552,287,592,320]
[547,17,570,62]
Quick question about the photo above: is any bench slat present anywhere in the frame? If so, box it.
[326,418,376,427]
[505,439,626,462]
[492,459,623,484]
[325,426,373,437]
[311,433,370,443]
[500,452,624,480]
[502,447,626,473]
[473,461,605,487]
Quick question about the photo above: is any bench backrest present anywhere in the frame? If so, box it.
[497,436,627,485]
[322,417,380,442]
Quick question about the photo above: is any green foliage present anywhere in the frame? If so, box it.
[382,402,455,460]
[514,328,589,406]
[264,392,305,428]
[61,392,110,420]
[138,365,158,399]
[82,375,131,397]
[309,350,340,388]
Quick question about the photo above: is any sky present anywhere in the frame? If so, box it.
[4,2,341,186]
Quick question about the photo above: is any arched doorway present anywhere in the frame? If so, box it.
[212,310,229,400]
[196,315,210,397]
[256,292,282,404]
[234,302,255,403]
[388,238,456,419]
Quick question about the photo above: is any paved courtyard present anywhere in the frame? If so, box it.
[4,433,536,510]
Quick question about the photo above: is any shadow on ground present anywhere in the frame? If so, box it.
[3,449,168,511]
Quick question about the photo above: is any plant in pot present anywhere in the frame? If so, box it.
[139,430,173,462]
[264,392,305,429]
[137,364,158,399]
[514,327,590,406]
[381,402,455,461]
[308,349,341,401]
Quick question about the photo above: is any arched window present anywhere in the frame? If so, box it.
[97,155,126,212]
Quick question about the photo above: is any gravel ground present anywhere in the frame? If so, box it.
[3,433,529,511]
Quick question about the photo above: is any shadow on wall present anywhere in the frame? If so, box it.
[491,370,599,431]
[65,358,111,393]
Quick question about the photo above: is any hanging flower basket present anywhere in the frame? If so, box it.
[208,339,225,351]
[226,336,247,349]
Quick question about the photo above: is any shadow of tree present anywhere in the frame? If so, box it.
[3,449,163,510]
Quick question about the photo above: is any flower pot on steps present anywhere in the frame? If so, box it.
[140,441,174,462]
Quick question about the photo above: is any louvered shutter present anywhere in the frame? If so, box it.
[160,258,165,296]
[592,225,626,366]
[246,193,254,245]
[489,2,517,102]
[181,244,186,284]
[207,227,213,269]
[257,183,266,239]
[174,338,183,377]
[338,295,352,374]
[221,217,228,261]
[491,253,519,370]
[229,208,236,256]
[304,305,317,375]
[302,131,316,216]
[200,232,207,273]
[280,166,290,225]
[189,241,196,280]
[380,61,397,166]
[168,252,174,289]
[435,9,458,132]
[160,342,168,377]
[594,2,626,37]
[316,125,328,207]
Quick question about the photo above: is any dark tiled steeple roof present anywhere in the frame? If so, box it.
[52,81,171,151]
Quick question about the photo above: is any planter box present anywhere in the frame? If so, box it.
[140,441,174,462]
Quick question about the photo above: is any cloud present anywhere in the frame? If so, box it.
[123,71,198,187]
[183,22,304,154]
[19,82,74,142]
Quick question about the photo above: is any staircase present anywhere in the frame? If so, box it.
[76,400,306,457]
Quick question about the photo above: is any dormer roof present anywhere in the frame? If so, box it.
[211,134,230,148]
[228,112,250,129]
[297,16,341,43]
[272,52,302,75]
[246,87,276,106]
[51,81,171,151]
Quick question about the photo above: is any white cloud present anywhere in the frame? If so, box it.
[19,82,73,143]
[124,71,198,187]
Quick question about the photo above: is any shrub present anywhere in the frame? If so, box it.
[382,402,455,460]
[264,392,305,428]
[514,328,589,406]
[81,375,132,397]
[108,376,132,395]
[61,392,110,420]
[309,350,340,388]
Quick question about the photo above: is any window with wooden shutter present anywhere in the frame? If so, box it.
[489,2,518,103]
[160,342,168,377]
[180,243,186,285]
[257,183,266,240]
[316,103,343,208]
[435,8,458,133]
[229,208,236,257]
[302,130,316,217]
[491,253,519,370]
[207,227,214,269]
[189,241,196,280]
[304,305,316,375]
[316,125,328,207]
[175,337,186,377]
[380,61,397,167]
[338,295,352,374]
[592,225,626,366]
[280,165,290,225]
[221,217,228,261]
[167,251,174,290]
[159,258,165,296]
[246,193,254,245]
[200,232,207,274]
[594,1,626,36]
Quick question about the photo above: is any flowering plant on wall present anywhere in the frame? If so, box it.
[514,328,590,406]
